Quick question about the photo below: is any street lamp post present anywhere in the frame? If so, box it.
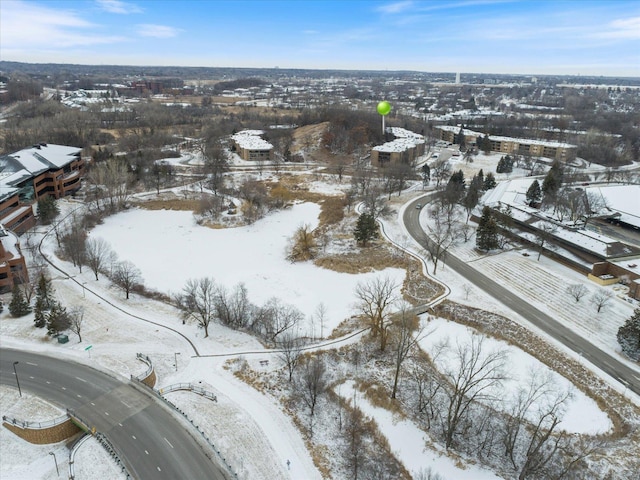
[174,352,180,372]
[12,361,22,397]
[49,452,59,477]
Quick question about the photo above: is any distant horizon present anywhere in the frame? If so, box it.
[3,59,639,81]
[1,0,639,78]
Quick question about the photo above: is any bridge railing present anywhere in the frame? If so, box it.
[1,413,69,430]
[157,383,217,402]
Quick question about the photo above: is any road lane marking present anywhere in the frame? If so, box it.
[118,423,123,427]
[61,387,66,390]
[164,437,174,449]
[29,376,34,379]
[157,466,162,472]
[121,399,131,408]
[26,362,38,366]
[76,394,82,398]
[46,381,51,384]
[145,450,149,455]
[75,376,87,383]
[104,412,109,416]
[91,402,95,406]
[132,435,136,440]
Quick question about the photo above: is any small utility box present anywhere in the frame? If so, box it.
[57,334,69,344]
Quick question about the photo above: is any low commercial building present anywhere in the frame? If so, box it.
[231,130,274,161]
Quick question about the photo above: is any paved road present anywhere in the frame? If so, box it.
[403,196,640,397]
[0,349,231,480]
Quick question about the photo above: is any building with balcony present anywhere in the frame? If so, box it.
[371,127,425,167]
[0,224,27,293]
[0,143,84,233]
[435,126,576,162]
[231,130,274,161]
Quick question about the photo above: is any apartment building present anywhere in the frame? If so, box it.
[231,130,274,161]
[371,127,425,167]
[435,126,576,161]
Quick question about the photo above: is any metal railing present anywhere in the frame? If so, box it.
[1,413,70,430]
[133,353,153,381]
[157,383,217,402]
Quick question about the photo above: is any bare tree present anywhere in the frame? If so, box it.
[344,405,366,480]
[61,217,87,272]
[85,237,115,281]
[86,158,134,213]
[297,356,327,436]
[255,297,303,343]
[315,302,328,339]
[176,277,217,337]
[431,158,452,188]
[112,261,142,300]
[362,186,391,219]
[438,335,508,449]
[69,306,85,343]
[566,284,588,303]
[390,305,425,399]
[423,205,457,275]
[354,276,398,351]
[278,332,304,382]
[535,221,557,261]
[214,282,252,329]
[590,289,614,313]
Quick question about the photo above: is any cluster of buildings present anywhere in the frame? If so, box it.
[0,144,84,292]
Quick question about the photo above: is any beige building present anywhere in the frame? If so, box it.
[231,130,274,161]
[371,127,425,167]
[435,126,576,161]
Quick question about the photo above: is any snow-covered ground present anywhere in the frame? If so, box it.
[1,172,636,479]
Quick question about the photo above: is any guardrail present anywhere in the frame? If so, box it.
[68,433,91,480]
[94,432,132,479]
[66,410,133,479]
[134,353,153,381]
[157,383,217,402]
[2,413,70,430]
[130,378,236,479]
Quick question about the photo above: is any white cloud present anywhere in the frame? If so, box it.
[137,24,181,38]
[598,16,640,39]
[0,0,124,49]
[96,0,142,14]
[376,1,414,15]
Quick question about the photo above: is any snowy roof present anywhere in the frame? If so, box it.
[231,131,273,151]
[373,128,424,153]
[6,144,82,173]
[585,185,640,229]
[435,126,576,149]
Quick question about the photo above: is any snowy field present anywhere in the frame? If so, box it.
[1,175,636,480]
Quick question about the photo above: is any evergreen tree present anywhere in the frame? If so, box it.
[479,134,491,154]
[496,155,514,174]
[483,172,497,190]
[354,213,379,246]
[46,301,71,337]
[35,273,54,310]
[541,160,564,205]
[9,284,31,317]
[34,296,47,328]
[617,309,640,361]
[476,206,499,251]
[525,180,542,206]
[36,195,60,225]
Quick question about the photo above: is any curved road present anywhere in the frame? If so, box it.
[0,349,230,480]
[403,195,640,397]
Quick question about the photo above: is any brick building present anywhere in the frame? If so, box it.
[371,127,425,167]
[0,225,27,293]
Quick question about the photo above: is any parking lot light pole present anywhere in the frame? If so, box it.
[174,352,180,372]
[13,361,22,397]
[49,452,59,477]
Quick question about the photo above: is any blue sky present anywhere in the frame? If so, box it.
[1,0,638,77]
